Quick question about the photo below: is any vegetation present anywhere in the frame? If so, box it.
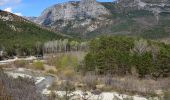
[46,69,58,75]
[0,18,66,57]
[43,39,88,54]
[0,69,41,100]
[164,91,170,100]
[85,8,170,40]
[81,36,170,78]
[46,52,83,71]
[13,60,29,68]
[32,61,44,70]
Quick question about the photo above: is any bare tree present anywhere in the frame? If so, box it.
[132,39,150,55]
[0,69,41,100]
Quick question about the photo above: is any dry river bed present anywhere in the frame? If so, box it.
[0,57,161,100]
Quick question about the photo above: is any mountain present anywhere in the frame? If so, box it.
[31,0,170,39]
[0,10,67,56]
[34,0,111,38]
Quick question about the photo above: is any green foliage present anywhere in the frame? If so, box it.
[84,8,170,40]
[83,36,170,78]
[54,54,79,69]
[84,36,134,75]
[32,61,44,70]
[140,27,169,39]
[126,10,153,18]
[0,19,66,56]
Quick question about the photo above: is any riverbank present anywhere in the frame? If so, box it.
[0,56,36,65]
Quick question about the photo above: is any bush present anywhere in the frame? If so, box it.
[46,69,58,75]
[13,60,28,68]
[82,73,98,89]
[0,69,41,100]
[46,53,79,69]
[164,91,170,100]
[32,61,44,70]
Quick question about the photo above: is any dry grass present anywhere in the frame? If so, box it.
[13,60,29,68]
[0,69,41,100]
[99,76,170,95]
[31,60,44,70]
[55,70,170,96]
[0,60,31,69]
[46,69,58,75]
[164,91,170,100]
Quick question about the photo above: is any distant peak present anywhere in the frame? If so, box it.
[80,0,96,3]
[81,0,96,1]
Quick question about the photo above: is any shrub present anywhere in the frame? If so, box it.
[82,73,98,89]
[0,69,41,100]
[46,69,58,75]
[48,80,75,100]
[164,91,170,100]
[32,61,44,70]
[46,53,79,69]
[13,60,28,68]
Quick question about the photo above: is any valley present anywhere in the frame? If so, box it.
[0,52,168,100]
[0,0,170,100]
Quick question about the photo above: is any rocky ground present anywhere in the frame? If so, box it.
[0,57,167,100]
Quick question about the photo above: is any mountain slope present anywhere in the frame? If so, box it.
[0,10,67,56]
[34,0,112,38]
[31,0,170,39]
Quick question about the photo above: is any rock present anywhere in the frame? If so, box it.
[36,0,110,23]
[155,90,164,96]
[148,97,160,100]
[96,84,105,90]
[91,89,102,95]
[117,0,170,13]
[75,82,86,88]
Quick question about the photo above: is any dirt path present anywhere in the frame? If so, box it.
[0,56,36,65]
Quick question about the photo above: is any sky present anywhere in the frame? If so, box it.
[0,0,114,17]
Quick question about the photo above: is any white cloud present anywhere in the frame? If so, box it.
[14,12,22,16]
[4,7,12,12]
[4,7,22,16]
[0,0,21,6]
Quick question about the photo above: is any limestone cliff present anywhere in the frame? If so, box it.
[31,0,170,39]
[34,0,111,38]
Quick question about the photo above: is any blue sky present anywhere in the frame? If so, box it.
[0,0,113,17]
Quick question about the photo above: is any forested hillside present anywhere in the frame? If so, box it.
[0,10,67,57]
[87,8,170,39]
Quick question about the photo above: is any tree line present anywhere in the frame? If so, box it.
[80,36,170,79]
[0,38,88,60]
[43,39,88,54]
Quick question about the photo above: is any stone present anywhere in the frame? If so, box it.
[154,90,164,96]
[96,84,105,90]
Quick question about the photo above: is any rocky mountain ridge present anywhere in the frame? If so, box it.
[33,0,112,38]
[0,10,29,22]
[117,0,170,13]
[29,0,170,39]
[36,0,110,23]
